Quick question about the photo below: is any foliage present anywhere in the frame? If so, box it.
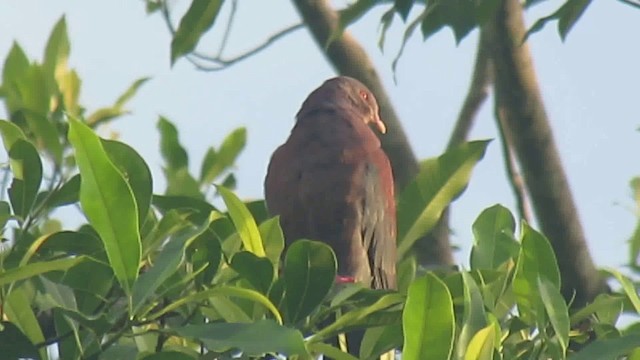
[0,15,639,360]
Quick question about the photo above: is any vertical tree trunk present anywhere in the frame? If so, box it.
[485,0,606,305]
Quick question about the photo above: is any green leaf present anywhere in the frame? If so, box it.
[86,77,149,127]
[3,288,47,360]
[0,201,11,229]
[397,140,490,257]
[140,351,195,360]
[0,257,85,286]
[470,204,519,269]
[464,322,497,360]
[44,174,80,208]
[102,139,153,227]
[68,115,141,293]
[402,273,454,360]
[603,268,640,313]
[259,217,285,267]
[132,211,220,315]
[328,0,377,46]
[217,185,265,257]
[231,251,274,294]
[165,167,202,198]
[570,293,624,326]
[526,0,592,41]
[43,16,70,83]
[150,286,282,324]
[157,116,188,170]
[0,321,41,360]
[538,276,569,353]
[173,320,307,357]
[395,0,414,20]
[513,222,560,325]
[456,272,488,359]
[171,0,224,64]
[1,43,29,113]
[284,240,337,324]
[7,140,42,219]
[570,332,640,360]
[0,120,27,153]
[199,127,246,184]
[15,64,63,163]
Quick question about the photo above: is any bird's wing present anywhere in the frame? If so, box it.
[265,116,396,289]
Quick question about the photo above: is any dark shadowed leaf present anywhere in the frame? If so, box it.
[45,174,80,208]
[7,139,42,219]
[0,321,40,360]
[403,273,454,360]
[173,320,307,357]
[171,0,223,64]
[68,115,141,293]
[570,332,640,360]
[284,240,336,324]
[526,0,592,41]
[132,211,220,315]
[231,251,274,294]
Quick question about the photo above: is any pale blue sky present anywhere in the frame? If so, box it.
[0,1,638,270]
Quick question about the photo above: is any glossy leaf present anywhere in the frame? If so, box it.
[7,140,42,219]
[102,139,153,226]
[68,115,141,293]
[173,320,307,357]
[217,185,265,257]
[464,322,497,360]
[284,240,336,324]
[470,204,518,269]
[402,273,454,360]
[171,0,223,64]
[397,140,490,257]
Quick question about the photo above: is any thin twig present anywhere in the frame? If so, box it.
[494,105,532,223]
[160,0,303,71]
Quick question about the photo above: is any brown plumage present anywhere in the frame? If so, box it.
[264,76,396,290]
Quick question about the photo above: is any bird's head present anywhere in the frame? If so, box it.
[296,76,387,134]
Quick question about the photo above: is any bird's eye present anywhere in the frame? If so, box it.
[359,90,369,100]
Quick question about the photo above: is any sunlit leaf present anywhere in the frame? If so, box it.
[68,115,141,293]
[538,276,569,353]
[464,322,497,360]
[0,257,85,286]
[402,273,454,360]
[456,272,488,359]
[470,204,518,269]
[397,140,490,257]
[200,127,246,185]
[86,77,149,127]
[217,185,265,257]
[3,288,47,360]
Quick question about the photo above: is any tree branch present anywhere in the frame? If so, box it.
[485,0,606,306]
[160,0,304,71]
[290,0,419,191]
